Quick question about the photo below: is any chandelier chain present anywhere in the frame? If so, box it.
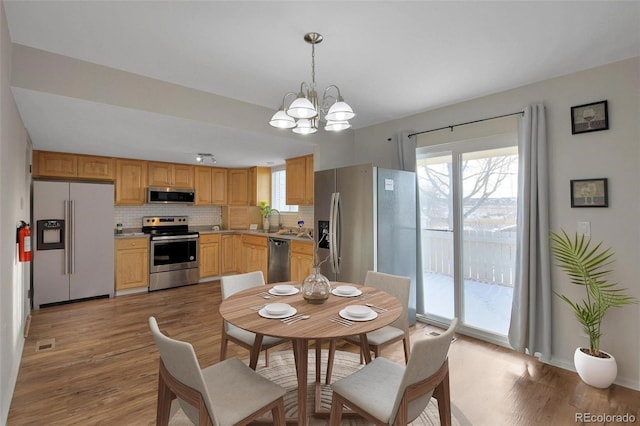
[311,40,316,87]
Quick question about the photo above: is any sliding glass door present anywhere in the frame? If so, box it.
[417,138,518,342]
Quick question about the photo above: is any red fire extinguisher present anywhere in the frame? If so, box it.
[17,221,32,262]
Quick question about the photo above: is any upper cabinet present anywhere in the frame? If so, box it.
[34,151,114,180]
[34,150,271,207]
[77,155,115,180]
[115,159,147,205]
[286,154,314,205]
[194,166,228,206]
[228,167,271,206]
[211,167,228,205]
[249,166,271,206]
[194,166,212,205]
[148,162,194,188]
[227,168,249,205]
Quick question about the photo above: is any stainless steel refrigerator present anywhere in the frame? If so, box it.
[33,181,114,309]
[314,164,417,323]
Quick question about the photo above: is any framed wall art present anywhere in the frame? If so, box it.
[571,100,608,134]
[570,178,608,208]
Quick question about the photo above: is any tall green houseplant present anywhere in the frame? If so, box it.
[550,230,637,357]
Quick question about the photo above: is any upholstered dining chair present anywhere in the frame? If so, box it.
[356,271,412,361]
[329,318,459,426]
[149,316,286,426]
[325,271,411,383]
[219,271,290,366]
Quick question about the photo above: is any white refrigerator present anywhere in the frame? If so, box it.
[33,181,114,309]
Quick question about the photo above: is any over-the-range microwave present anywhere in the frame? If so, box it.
[147,187,195,204]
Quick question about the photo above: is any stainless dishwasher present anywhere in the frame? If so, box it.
[268,238,290,283]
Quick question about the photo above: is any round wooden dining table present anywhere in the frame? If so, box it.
[219,282,402,425]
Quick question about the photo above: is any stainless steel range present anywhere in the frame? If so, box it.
[142,216,199,291]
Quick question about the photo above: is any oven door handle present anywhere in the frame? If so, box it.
[151,234,199,241]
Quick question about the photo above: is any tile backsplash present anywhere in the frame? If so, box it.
[114,204,314,231]
[114,205,222,229]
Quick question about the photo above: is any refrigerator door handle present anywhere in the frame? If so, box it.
[69,199,74,275]
[64,200,69,275]
[329,192,341,274]
[334,192,341,274]
[329,193,337,273]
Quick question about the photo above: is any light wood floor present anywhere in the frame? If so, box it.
[8,281,640,425]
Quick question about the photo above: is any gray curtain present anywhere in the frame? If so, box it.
[508,104,552,361]
[396,131,424,321]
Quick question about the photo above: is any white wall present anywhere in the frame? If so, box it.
[353,57,640,390]
[313,129,355,171]
[0,1,31,422]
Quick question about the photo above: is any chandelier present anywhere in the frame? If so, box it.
[269,32,355,134]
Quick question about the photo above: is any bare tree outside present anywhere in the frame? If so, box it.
[418,153,518,231]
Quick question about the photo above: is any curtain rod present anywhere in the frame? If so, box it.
[407,111,524,138]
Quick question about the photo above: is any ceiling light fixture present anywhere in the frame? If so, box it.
[269,32,355,134]
[196,153,216,164]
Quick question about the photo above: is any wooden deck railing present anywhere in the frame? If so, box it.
[422,229,516,286]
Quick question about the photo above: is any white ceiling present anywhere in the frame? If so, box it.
[4,1,640,167]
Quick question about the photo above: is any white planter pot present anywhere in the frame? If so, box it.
[263,217,270,231]
[574,347,617,388]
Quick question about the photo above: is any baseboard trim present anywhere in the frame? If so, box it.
[23,314,31,338]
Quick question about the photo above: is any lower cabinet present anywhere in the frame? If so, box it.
[115,237,149,291]
[221,234,241,275]
[241,234,268,279]
[290,240,314,283]
[200,234,221,278]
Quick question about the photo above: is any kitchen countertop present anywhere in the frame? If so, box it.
[115,227,315,243]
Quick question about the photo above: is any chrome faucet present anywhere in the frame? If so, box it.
[268,209,281,232]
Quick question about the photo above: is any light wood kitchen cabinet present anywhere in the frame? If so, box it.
[241,234,268,279]
[194,166,212,205]
[286,154,314,205]
[221,233,241,274]
[33,151,77,178]
[199,234,221,278]
[227,167,270,206]
[34,150,114,180]
[290,240,315,283]
[194,166,228,206]
[211,167,228,205]
[115,158,147,205]
[248,166,271,206]
[115,237,149,291]
[228,168,249,205]
[148,162,194,188]
[221,206,261,230]
[77,155,114,180]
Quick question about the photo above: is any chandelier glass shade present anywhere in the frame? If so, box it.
[269,32,355,134]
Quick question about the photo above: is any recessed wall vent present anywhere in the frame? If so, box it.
[36,338,55,352]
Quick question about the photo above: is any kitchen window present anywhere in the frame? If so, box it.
[271,167,298,212]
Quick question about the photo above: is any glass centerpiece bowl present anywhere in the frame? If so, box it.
[301,232,331,304]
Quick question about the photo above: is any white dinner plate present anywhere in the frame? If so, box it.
[344,305,372,318]
[339,308,378,322]
[258,307,297,319]
[331,288,362,297]
[268,287,300,296]
[272,284,296,294]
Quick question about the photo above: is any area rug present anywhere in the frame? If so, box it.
[168,350,471,425]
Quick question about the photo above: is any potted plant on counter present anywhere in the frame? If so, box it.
[550,229,637,388]
[259,201,271,231]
